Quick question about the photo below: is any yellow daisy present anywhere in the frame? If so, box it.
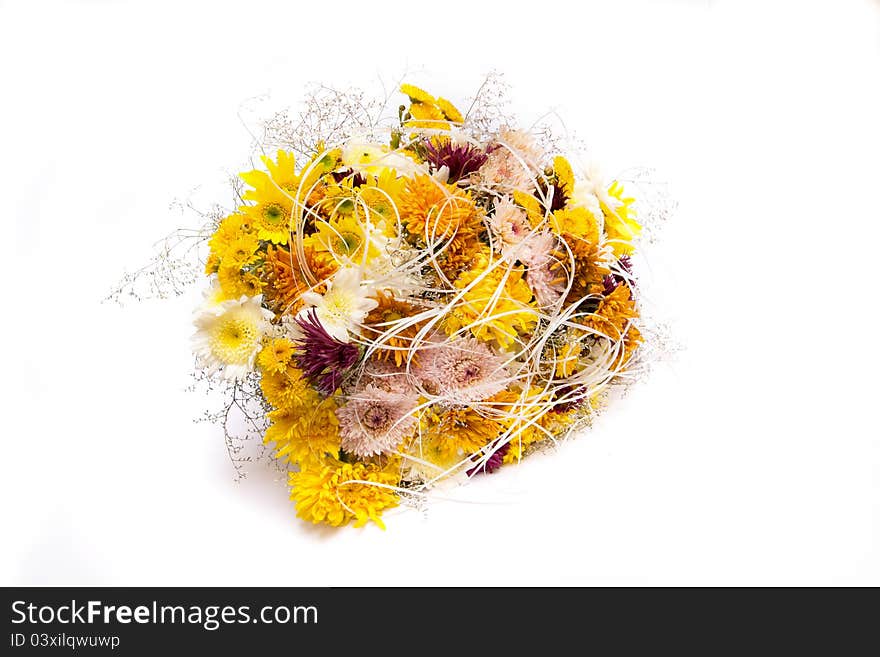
[240,182,293,245]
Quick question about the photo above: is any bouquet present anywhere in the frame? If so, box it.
[189,80,654,528]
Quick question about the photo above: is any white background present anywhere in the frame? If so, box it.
[2,0,878,586]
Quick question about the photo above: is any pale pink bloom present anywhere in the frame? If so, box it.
[359,358,420,395]
[336,385,418,458]
[517,230,557,268]
[522,231,566,308]
[488,197,532,261]
[418,337,509,403]
[476,128,542,193]
[526,264,565,308]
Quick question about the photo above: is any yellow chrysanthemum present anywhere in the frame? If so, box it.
[399,84,462,129]
[421,404,506,463]
[260,365,312,410]
[219,234,261,268]
[238,150,305,244]
[217,263,263,300]
[550,206,597,244]
[257,338,296,375]
[267,396,341,466]
[289,458,399,529]
[204,251,221,275]
[601,181,641,257]
[583,285,639,341]
[554,340,582,378]
[241,150,299,195]
[406,101,452,130]
[409,101,446,122]
[436,97,464,123]
[400,83,436,105]
[582,285,642,367]
[358,171,406,232]
[557,240,610,304]
[303,213,386,265]
[513,190,546,228]
[553,156,575,197]
[207,214,256,272]
[445,250,538,348]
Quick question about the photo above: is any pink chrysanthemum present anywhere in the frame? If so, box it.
[336,385,419,458]
[359,358,420,395]
[521,231,565,308]
[419,337,509,403]
[488,197,533,261]
[476,128,542,193]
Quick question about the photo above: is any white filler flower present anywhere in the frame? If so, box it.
[192,294,274,380]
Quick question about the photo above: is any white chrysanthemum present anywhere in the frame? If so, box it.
[299,267,379,342]
[192,294,274,380]
[342,141,421,177]
[362,245,422,296]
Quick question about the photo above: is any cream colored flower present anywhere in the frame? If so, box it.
[192,294,274,380]
[299,267,379,342]
[341,141,421,177]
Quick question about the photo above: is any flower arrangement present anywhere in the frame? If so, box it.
[188,80,657,529]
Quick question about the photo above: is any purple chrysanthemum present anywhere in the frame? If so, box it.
[551,384,588,413]
[467,441,511,476]
[294,309,360,394]
[423,139,488,183]
[603,274,619,296]
[604,256,636,296]
[537,178,569,213]
[330,169,367,186]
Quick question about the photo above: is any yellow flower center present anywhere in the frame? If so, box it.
[323,290,356,322]
[210,317,258,365]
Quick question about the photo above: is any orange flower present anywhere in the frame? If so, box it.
[261,244,337,315]
[363,291,430,367]
[582,285,642,367]
[399,174,481,246]
[558,241,611,304]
